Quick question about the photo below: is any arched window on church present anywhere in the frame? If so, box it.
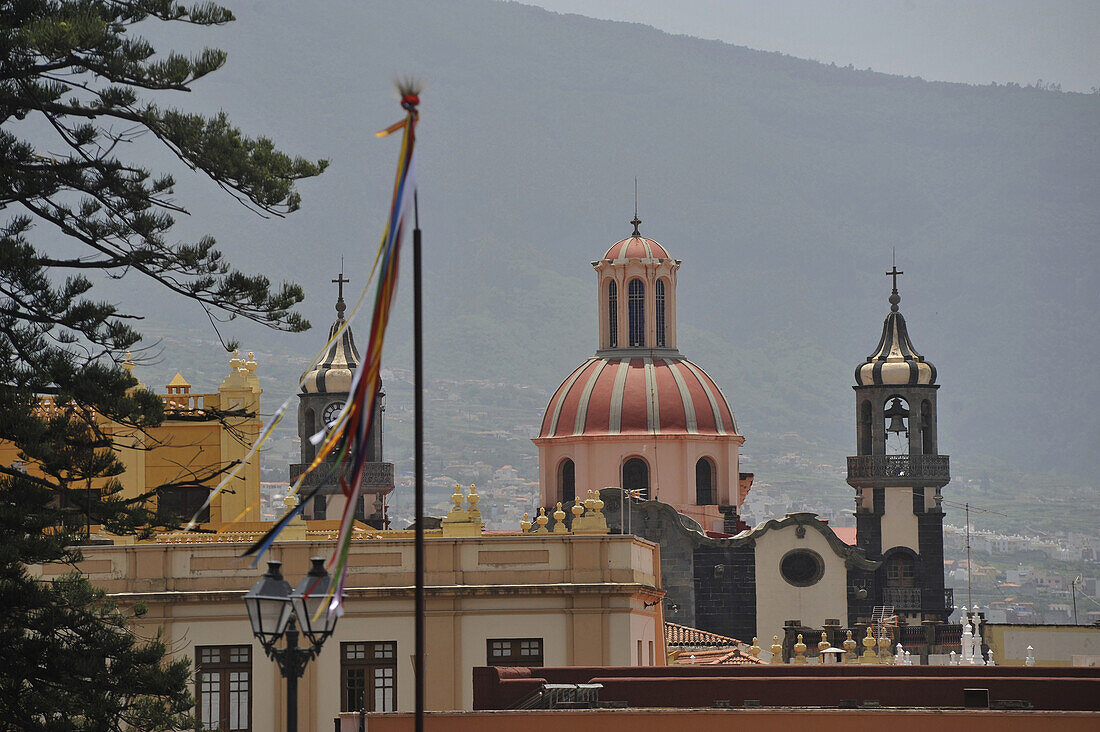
[607,280,618,348]
[559,458,575,506]
[883,396,910,456]
[858,400,872,455]
[655,279,667,347]
[885,554,916,588]
[623,457,649,500]
[628,278,645,347]
[921,400,934,455]
[695,457,715,504]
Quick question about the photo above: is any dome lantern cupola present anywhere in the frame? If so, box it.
[593,214,682,355]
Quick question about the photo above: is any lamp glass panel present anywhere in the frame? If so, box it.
[292,573,335,644]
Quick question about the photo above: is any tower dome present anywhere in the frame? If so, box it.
[301,274,360,394]
[855,268,936,386]
[535,214,745,533]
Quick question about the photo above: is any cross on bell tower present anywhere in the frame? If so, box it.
[332,267,349,318]
[886,265,903,293]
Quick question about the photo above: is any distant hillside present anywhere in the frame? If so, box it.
[112,0,1098,482]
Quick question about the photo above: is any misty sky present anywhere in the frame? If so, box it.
[520,0,1100,93]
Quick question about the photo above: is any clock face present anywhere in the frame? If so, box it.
[322,401,344,425]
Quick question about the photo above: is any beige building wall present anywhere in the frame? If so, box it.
[985,624,1100,666]
[35,532,664,731]
[880,487,919,552]
[537,434,742,532]
[753,525,849,645]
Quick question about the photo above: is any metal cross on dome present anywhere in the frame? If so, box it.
[331,270,349,300]
[886,264,903,293]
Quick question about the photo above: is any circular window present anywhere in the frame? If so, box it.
[780,549,825,587]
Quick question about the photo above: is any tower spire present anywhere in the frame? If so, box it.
[886,251,903,313]
[631,177,641,237]
[332,262,349,320]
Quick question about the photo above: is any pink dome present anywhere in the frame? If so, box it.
[538,356,737,439]
[602,236,670,262]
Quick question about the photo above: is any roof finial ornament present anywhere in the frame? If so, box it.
[332,261,349,319]
[886,249,903,313]
[630,177,641,237]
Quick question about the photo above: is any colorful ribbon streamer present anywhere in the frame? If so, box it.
[242,82,421,622]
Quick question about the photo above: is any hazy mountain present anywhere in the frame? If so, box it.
[101,0,1098,483]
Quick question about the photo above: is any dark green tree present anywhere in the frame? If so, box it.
[0,1,326,728]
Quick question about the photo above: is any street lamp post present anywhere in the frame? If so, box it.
[244,558,339,732]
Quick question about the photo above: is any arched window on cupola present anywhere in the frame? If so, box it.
[628,278,645,347]
[622,457,649,500]
[607,280,618,348]
[559,459,576,506]
[655,279,667,347]
[695,457,715,505]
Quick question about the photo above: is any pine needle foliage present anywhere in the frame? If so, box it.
[0,2,327,728]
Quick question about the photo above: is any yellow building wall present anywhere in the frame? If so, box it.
[0,353,263,527]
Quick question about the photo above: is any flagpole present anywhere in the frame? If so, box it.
[413,191,425,732]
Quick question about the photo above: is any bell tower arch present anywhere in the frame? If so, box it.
[847,266,950,625]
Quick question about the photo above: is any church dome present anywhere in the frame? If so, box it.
[538,355,737,438]
[602,235,670,262]
[855,277,936,386]
[301,276,360,394]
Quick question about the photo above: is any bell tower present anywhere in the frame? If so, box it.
[846,266,951,624]
[290,269,394,526]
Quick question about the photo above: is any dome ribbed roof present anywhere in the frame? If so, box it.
[301,317,360,394]
[602,235,670,262]
[855,303,936,386]
[538,355,737,439]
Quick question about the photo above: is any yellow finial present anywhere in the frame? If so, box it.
[571,498,585,518]
[770,635,783,664]
[552,502,567,533]
[520,512,532,532]
[843,629,858,664]
[860,626,877,664]
[535,507,549,533]
[749,637,762,658]
[792,634,807,664]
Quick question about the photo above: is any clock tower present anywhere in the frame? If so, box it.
[289,270,394,525]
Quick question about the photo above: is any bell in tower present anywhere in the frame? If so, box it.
[289,268,394,526]
[846,264,951,626]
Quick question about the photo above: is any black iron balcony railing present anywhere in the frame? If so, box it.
[846,454,949,486]
[882,587,954,613]
[361,462,395,490]
[883,587,923,610]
